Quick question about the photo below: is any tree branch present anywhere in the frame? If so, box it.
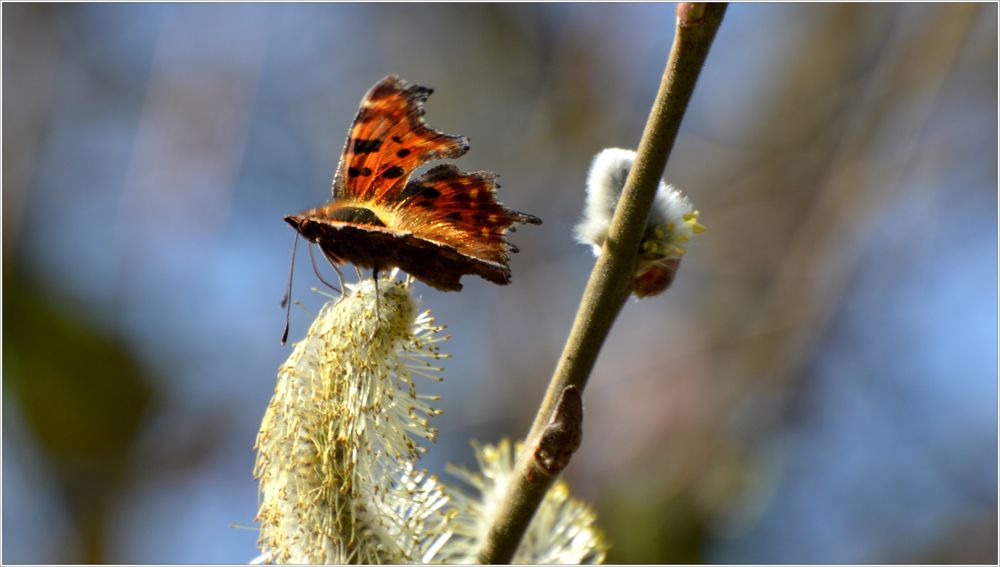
[476,4,727,563]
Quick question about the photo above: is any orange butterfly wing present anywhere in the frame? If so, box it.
[390,164,540,265]
[333,76,469,204]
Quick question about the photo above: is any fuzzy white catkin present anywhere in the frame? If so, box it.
[254,279,451,564]
[439,440,609,564]
[575,148,705,297]
[254,278,608,564]
[575,147,702,261]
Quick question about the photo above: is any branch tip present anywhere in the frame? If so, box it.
[677,3,707,27]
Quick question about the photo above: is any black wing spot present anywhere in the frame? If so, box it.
[447,212,462,221]
[396,148,411,158]
[381,165,405,179]
[348,166,372,178]
[353,138,383,154]
[391,135,404,143]
[400,183,441,201]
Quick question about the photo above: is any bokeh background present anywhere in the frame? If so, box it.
[3,3,997,564]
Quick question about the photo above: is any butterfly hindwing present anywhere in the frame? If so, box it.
[389,164,541,265]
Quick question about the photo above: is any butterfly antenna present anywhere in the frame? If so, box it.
[307,241,342,295]
[281,232,300,345]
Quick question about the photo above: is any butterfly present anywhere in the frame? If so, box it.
[285,75,541,294]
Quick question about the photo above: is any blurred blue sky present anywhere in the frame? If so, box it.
[3,3,996,564]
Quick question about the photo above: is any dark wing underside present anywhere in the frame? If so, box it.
[284,217,509,291]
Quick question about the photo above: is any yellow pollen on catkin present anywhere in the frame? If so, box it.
[254,278,452,564]
[685,210,707,233]
[441,439,609,564]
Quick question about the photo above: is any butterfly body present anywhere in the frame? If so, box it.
[287,76,540,291]
[285,210,511,291]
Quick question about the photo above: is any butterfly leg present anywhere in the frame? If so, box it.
[372,266,382,323]
[354,266,382,347]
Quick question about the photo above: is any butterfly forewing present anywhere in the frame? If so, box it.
[335,76,469,204]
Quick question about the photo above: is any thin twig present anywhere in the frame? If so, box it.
[475,4,727,563]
